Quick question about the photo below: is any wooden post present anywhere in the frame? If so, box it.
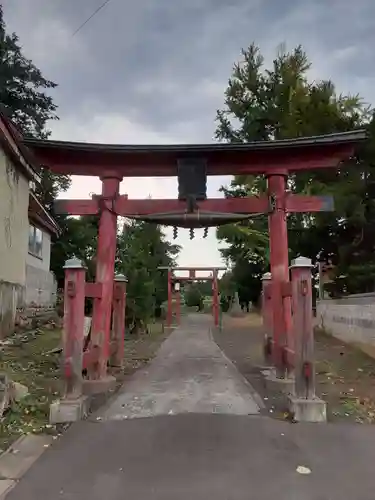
[290,256,315,398]
[174,281,181,325]
[167,269,172,327]
[212,269,219,327]
[89,174,122,386]
[110,273,127,368]
[267,172,292,377]
[49,257,89,423]
[288,256,326,421]
[62,257,86,399]
[261,272,273,362]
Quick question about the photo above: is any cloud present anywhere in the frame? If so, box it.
[3,0,375,268]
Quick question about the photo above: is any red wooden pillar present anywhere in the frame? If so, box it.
[290,256,315,398]
[212,269,219,327]
[267,172,292,377]
[63,257,86,399]
[288,256,327,421]
[175,281,181,325]
[110,273,127,368]
[167,269,172,327]
[261,272,273,361]
[88,173,122,384]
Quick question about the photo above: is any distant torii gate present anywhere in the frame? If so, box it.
[159,266,226,327]
[23,130,365,395]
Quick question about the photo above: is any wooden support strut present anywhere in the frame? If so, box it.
[212,269,219,327]
[290,257,316,399]
[261,272,273,361]
[110,274,127,368]
[62,257,86,399]
[175,282,181,326]
[167,269,173,327]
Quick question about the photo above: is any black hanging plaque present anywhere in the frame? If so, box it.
[177,158,207,201]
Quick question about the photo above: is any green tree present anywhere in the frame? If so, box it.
[184,284,203,309]
[215,43,372,298]
[116,220,180,333]
[51,215,99,286]
[0,6,71,244]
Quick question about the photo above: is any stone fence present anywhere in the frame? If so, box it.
[316,295,375,357]
[25,264,57,308]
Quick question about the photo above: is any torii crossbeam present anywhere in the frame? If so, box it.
[22,130,365,388]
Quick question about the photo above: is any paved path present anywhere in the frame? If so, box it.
[7,315,375,499]
[101,314,261,419]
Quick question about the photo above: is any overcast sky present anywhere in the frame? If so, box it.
[3,0,375,270]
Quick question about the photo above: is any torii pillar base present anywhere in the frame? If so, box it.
[288,395,327,423]
[263,367,295,395]
[50,396,89,424]
[83,375,117,396]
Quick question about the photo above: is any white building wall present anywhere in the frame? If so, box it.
[0,148,29,337]
[0,148,29,286]
[25,229,56,307]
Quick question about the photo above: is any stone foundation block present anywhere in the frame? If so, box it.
[288,395,327,422]
[50,396,89,424]
[263,368,295,395]
[83,375,117,395]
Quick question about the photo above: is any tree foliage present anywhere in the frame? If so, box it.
[116,220,180,332]
[0,6,71,266]
[216,43,374,298]
[184,284,203,309]
[51,216,99,286]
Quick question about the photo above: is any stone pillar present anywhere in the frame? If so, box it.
[50,257,89,423]
[287,256,326,422]
[110,273,127,368]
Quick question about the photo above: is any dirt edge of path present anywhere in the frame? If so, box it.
[212,314,375,424]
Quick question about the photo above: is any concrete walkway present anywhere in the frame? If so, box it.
[101,314,261,420]
[6,315,375,499]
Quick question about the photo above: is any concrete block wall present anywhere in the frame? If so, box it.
[25,264,57,308]
[316,299,375,357]
[0,280,25,338]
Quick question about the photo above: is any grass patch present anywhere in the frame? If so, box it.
[0,328,62,452]
[0,320,168,452]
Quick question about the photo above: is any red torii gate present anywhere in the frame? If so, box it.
[160,266,226,327]
[23,131,364,395]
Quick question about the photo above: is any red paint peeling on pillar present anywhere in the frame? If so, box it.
[63,258,86,399]
[167,270,172,327]
[89,174,122,379]
[267,173,292,376]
